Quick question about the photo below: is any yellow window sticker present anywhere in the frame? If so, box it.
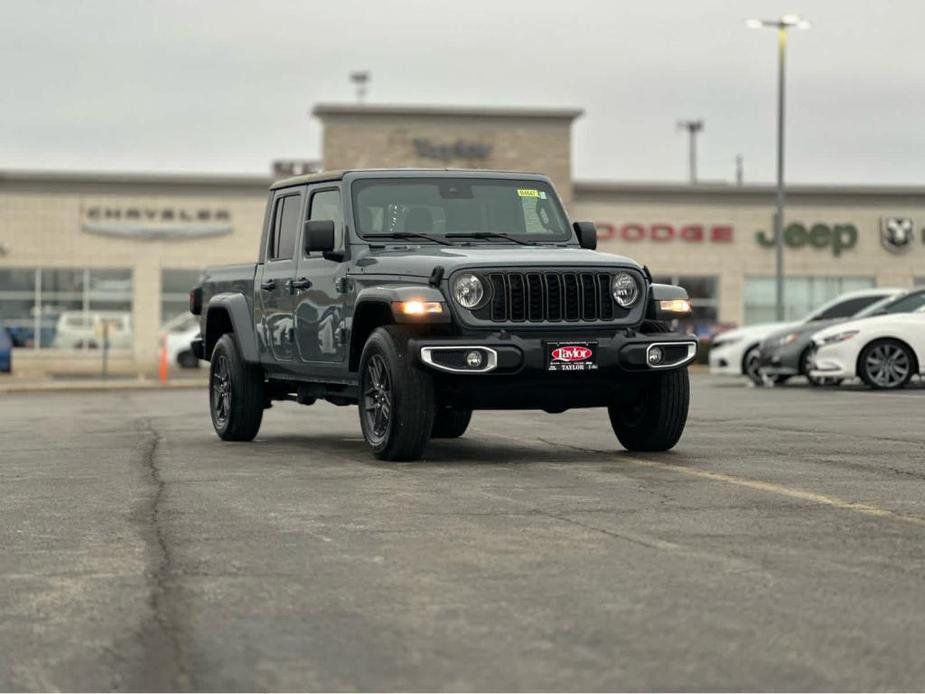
[517,188,540,198]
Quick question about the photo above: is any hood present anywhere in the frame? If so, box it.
[716,320,800,343]
[354,246,641,277]
[814,311,925,341]
[763,318,843,345]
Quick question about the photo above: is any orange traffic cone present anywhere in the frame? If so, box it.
[159,334,169,384]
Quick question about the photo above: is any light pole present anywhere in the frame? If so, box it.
[349,71,370,103]
[677,119,704,184]
[746,14,810,321]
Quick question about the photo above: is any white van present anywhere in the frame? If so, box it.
[52,311,133,350]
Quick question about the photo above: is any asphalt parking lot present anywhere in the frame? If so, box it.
[1,374,924,691]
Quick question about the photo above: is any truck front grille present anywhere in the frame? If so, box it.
[471,271,633,323]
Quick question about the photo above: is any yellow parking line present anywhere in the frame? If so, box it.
[475,429,925,528]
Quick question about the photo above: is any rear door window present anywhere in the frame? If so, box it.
[269,193,303,261]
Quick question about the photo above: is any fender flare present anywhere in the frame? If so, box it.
[354,285,450,323]
[646,283,692,321]
[205,293,260,362]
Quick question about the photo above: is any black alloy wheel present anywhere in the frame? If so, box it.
[208,333,264,441]
[211,353,232,428]
[361,354,393,446]
[357,326,435,461]
[859,340,914,390]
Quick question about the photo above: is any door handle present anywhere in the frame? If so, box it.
[260,279,277,291]
[289,277,312,291]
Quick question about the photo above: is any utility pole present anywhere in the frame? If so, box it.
[746,14,810,321]
[677,119,704,184]
[349,71,370,103]
[735,154,744,185]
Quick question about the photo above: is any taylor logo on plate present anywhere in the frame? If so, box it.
[551,346,593,362]
[880,217,915,254]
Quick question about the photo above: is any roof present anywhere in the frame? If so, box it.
[269,168,551,190]
[573,180,925,203]
[312,103,584,121]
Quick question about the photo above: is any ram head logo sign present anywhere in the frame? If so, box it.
[880,217,915,254]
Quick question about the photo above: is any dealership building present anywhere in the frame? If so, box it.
[1,103,924,373]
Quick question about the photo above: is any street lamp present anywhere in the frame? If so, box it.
[746,14,810,321]
[677,119,704,184]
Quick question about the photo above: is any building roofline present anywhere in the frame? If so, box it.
[573,180,925,198]
[0,168,272,189]
[312,102,584,120]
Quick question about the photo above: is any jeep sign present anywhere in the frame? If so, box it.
[756,223,858,256]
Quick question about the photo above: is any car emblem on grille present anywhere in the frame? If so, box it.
[880,217,915,254]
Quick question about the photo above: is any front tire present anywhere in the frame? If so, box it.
[743,345,764,386]
[858,339,914,390]
[358,326,435,461]
[209,333,265,441]
[431,407,472,438]
[608,368,690,452]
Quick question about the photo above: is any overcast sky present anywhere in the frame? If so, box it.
[2,0,923,185]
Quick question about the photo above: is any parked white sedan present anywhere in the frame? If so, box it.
[709,289,893,385]
[810,307,925,389]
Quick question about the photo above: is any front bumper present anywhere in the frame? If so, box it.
[708,343,745,376]
[807,342,855,380]
[757,342,803,377]
[411,330,697,376]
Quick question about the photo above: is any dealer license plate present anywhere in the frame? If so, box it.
[546,341,598,372]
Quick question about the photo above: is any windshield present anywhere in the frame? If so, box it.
[853,293,900,319]
[351,178,571,242]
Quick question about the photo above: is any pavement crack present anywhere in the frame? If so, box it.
[132,416,194,690]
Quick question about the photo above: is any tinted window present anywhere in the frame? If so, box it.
[815,296,881,320]
[270,194,302,260]
[308,189,343,250]
[882,291,925,314]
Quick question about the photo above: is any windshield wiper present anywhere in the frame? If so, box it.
[444,232,536,246]
[365,232,451,246]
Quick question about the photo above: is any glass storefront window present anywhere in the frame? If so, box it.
[161,269,202,329]
[743,276,875,325]
[0,267,133,350]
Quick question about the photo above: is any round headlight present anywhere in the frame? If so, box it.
[452,273,485,309]
[611,272,639,308]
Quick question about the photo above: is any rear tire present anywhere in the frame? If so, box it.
[358,326,435,461]
[209,333,264,441]
[609,368,690,452]
[431,407,472,439]
[858,339,914,390]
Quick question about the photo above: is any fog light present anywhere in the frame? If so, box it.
[466,350,483,368]
[648,346,664,366]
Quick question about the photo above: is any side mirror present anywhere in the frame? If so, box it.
[304,220,336,256]
[573,221,598,250]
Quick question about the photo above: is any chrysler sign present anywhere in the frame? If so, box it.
[81,204,233,240]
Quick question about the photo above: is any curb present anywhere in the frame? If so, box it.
[0,379,207,395]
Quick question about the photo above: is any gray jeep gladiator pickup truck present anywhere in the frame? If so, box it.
[190,169,697,460]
